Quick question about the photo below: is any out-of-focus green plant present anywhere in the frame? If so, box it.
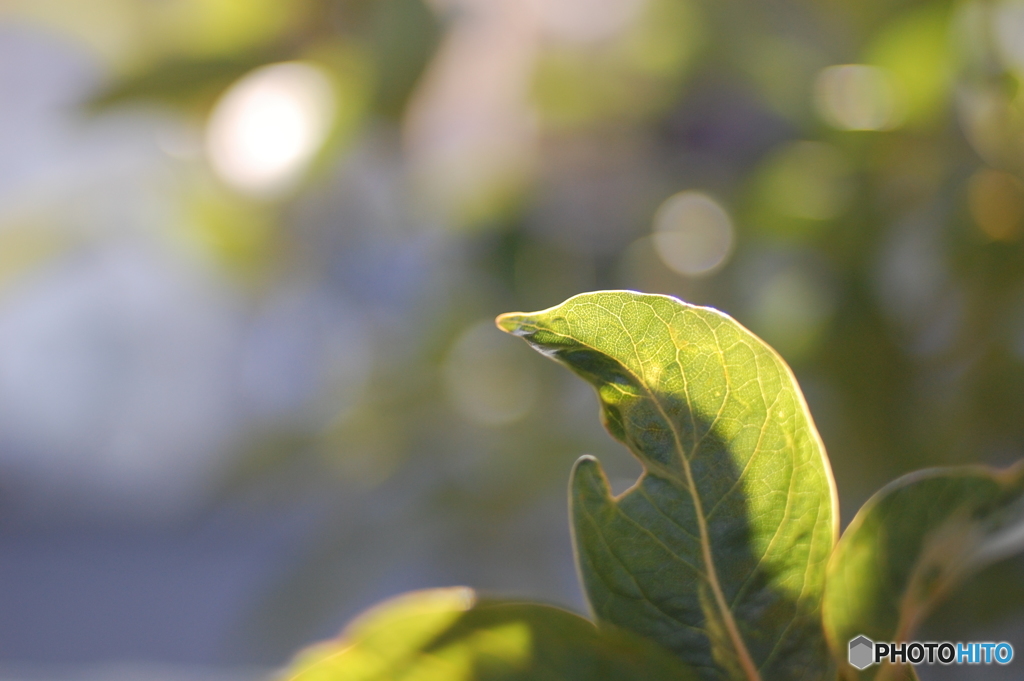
[277,291,1024,680]
[8,0,1024,666]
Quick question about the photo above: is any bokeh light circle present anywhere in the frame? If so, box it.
[652,191,734,277]
[206,61,336,197]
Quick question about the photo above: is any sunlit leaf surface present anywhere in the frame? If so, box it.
[823,463,1024,681]
[280,587,699,681]
[498,291,838,681]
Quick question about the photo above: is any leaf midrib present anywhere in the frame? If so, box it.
[623,308,763,681]
[529,303,765,681]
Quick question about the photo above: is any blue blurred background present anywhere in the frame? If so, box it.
[1,0,1024,678]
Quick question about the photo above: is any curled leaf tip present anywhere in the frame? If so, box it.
[495,312,531,335]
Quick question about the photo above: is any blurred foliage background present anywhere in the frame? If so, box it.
[1,0,1024,678]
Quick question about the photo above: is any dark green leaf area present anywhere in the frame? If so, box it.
[573,457,832,681]
[823,463,1024,681]
[281,587,699,681]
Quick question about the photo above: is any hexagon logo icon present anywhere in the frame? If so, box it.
[849,635,875,670]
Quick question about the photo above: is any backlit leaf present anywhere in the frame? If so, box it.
[497,291,838,681]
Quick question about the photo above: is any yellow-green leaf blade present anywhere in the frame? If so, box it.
[823,463,1024,681]
[497,291,839,681]
[280,587,700,681]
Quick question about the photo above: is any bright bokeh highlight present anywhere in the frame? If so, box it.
[652,191,734,276]
[206,61,335,197]
[815,64,903,131]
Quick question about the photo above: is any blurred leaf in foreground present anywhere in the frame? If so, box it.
[281,587,698,681]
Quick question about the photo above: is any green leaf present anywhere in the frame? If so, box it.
[823,463,1024,681]
[280,587,700,681]
[497,291,838,681]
